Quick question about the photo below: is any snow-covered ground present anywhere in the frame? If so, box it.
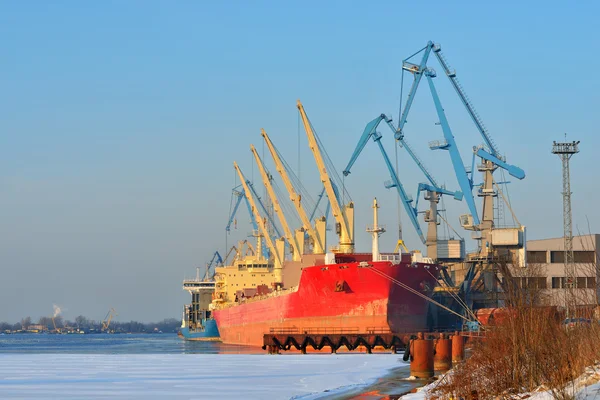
[0,353,405,399]
[399,365,600,400]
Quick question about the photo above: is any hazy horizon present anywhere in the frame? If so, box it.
[2,1,599,322]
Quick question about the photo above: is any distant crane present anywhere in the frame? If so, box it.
[101,308,117,332]
[226,184,280,259]
[201,251,223,281]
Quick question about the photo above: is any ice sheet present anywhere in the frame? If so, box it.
[0,353,405,399]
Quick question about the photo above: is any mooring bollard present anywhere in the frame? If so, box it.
[410,332,434,378]
[451,331,465,363]
[434,333,452,371]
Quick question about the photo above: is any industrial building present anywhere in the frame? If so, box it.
[520,234,599,307]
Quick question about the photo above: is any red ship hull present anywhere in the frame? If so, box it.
[213,258,440,347]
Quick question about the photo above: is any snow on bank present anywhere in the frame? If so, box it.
[0,353,405,399]
[399,364,600,400]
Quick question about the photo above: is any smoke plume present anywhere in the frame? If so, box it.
[53,304,62,318]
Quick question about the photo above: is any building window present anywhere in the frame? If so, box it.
[574,251,596,263]
[527,251,547,264]
[550,252,565,263]
[576,277,587,288]
[552,277,564,289]
[587,277,596,289]
[528,277,547,289]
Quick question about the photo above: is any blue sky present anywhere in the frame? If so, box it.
[1,1,598,322]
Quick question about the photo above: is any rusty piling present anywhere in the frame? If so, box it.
[451,331,465,364]
[410,332,434,378]
[434,333,452,371]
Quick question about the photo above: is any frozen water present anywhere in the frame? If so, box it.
[0,353,405,399]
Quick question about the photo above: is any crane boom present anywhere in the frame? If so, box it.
[344,114,463,245]
[234,162,284,282]
[425,73,481,226]
[225,187,269,259]
[396,42,434,140]
[344,115,425,244]
[261,129,326,254]
[203,251,223,280]
[431,44,499,156]
[250,144,302,261]
[297,100,354,253]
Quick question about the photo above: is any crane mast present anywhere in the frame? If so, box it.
[297,100,354,254]
[261,129,326,254]
[234,162,285,283]
[250,144,303,261]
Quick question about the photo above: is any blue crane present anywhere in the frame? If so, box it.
[343,114,462,245]
[202,251,223,280]
[394,41,525,227]
[225,184,280,259]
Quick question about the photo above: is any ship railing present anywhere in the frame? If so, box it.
[365,327,393,334]
[379,254,402,263]
[268,327,394,335]
[271,327,361,335]
[214,286,299,310]
[269,328,301,334]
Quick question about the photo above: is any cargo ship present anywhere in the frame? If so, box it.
[179,269,220,341]
[209,101,443,346]
[211,250,440,346]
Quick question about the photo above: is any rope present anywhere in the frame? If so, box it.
[493,176,521,227]
[426,268,478,322]
[398,67,405,129]
[297,112,301,183]
[367,266,471,322]
[437,211,463,240]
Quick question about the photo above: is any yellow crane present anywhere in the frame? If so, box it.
[234,162,285,284]
[297,100,355,254]
[250,144,303,261]
[101,308,117,332]
[261,128,327,254]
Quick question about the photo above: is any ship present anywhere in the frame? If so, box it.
[209,101,444,347]
[179,262,221,341]
[211,249,440,346]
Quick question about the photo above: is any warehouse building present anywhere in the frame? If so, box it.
[516,234,599,306]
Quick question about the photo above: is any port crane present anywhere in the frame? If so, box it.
[308,187,331,228]
[223,239,256,265]
[51,317,60,333]
[251,144,304,261]
[101,308,117,332]
[234,162,285,284]
[343,113,463,259]
[298,100,355,254]
[201,251,223,281]
[393,41,528,314]
[261,129,327,255]
[225,184,280,259]
[395,41,525,257]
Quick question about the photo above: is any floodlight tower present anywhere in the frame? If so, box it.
[552,138,580,296]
